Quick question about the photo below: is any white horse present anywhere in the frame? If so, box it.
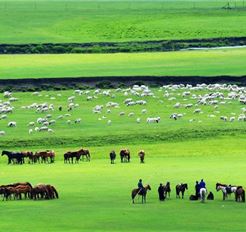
[216,184,237,200]
[200,188,207,203]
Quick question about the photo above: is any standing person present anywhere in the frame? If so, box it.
[199,179,206,189]
[158,183,165,201]
[195,181,200,198]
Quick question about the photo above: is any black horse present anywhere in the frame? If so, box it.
[1,151,24,164]
[109,150,116,164]
[176,183,188,199]
[163,181,171,198]
[120,149,130,163]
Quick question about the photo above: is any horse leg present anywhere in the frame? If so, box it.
[182,191,184,199]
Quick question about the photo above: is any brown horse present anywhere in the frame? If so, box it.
[31,184,58,200]
[80,149,90,162]
[15,185,32,200]
[0,182,33,200]
[120,149,130,163]
[35,150,55,163]
[138,150,145,163]
[163,181,171,198]
[235,187,245,202]
[132,185,151,204]
[21,151,33,163]
[64,148,90,163]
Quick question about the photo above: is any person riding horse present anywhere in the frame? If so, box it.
[199,179,206,189]
[138,179,144,194]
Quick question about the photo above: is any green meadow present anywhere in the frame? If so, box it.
[0,137,246,232]
[1,48,246,79]
[0,0,245,44]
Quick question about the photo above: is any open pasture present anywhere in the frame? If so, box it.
[0,83,246,148]
[1,48,246,79]
[1,84,246,231]
[0,0,246,44]
[0,138,246,231]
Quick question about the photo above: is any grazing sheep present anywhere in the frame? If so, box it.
[48,128,54,133]
[34,127,40,132]
[147,117,160,123]
[136,118,141,123]
[128,112,135,117]
[141,109,147,114]
[75,118,81,124]
[107,120,112,125]
[230,117,235,122]
[29,129,33,134]
[67,120,71,124]
[8,121,16,127]
[28,122,35,127]
[0,131,6,136]
[119,112,125,116]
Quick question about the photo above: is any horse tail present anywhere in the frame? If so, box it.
[242,190,245,202]
[52,186,59,199]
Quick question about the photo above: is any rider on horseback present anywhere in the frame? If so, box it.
[199,179,206,189]
[138,179,144,194]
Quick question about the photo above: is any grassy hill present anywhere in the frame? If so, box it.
[0,48,245,79]
[0,0,245,44]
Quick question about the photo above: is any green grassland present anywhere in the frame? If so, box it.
[1,48,246,79]
[1,87,246,231]
[1,87,245,148]
[0,0,246,44]
[0,137,246,232]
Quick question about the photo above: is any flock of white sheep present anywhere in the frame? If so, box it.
[0,83,246,137]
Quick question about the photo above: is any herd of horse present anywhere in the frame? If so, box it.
[1,150,55,164]
[1,149,145,164]
[0,182,58,201]
[131,182,245,204]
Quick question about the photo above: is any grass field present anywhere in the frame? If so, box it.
[0,86,245,148]
[0,0,246,44]
[1,137,246,232]
[1,86,246,231]
[1,48,246,79]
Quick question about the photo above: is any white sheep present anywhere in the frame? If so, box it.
[0,131,6,136]
[8,121,16,127]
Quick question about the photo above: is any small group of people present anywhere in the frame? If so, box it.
[137,179,169,201]
[195,179,206,198]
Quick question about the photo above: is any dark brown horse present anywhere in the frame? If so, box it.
[31,184,58,200]
[0,182,33,200]
[163,181,171,198]
[64,148,90,163]
[35,150,55,163]
[138,150,145,163]
[235,186,245,202]
[109,150,116,164]
[80,149,90,162]
[120,149,130,163]
[176,183,188,199]
[132,185,151,204]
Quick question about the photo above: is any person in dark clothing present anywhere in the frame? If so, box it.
[195,181,200,198]
[199,179,206,189]
[138,179,144,194]
[158,183,165,201]
[207,191,214,200]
